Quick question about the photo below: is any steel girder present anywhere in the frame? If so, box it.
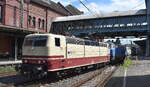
[51,15,148,36]
[50,0,150,37]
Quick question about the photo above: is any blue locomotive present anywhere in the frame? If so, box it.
[109,43,126,64]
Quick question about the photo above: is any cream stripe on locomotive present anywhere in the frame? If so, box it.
[22,58,65,60]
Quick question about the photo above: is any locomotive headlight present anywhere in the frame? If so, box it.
[38,60,41,64]
[37,67,42,70]
[42,60,46,63]
[23,60,28,63]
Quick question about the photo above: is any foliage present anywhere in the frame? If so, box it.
[122,56,133,69]
[0,66,16,73]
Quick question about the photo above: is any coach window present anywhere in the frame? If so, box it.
[85,41,90,45]
[96,42,99,46]
[55,38,60,47]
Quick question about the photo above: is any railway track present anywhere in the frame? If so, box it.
[40,66,117,87]
[67,68,106,87]
[94,66,117,87]
[67,66,117,87]
[0,66,117,87]
[0,72,17,78]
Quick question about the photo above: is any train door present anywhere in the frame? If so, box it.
[50,36,66,69]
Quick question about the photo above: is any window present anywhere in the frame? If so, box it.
[28,16,32,26]
[66,38,76,44]
[55,38,60,47]
[32,17,36,27]
[24,38,33,46]
[0,5,2,22]
[24,36,47,47]
[85,40,90,45]
[66,37,84,45]
[38,18,41,28]
[34,37,47,47]
[42,19,45,29]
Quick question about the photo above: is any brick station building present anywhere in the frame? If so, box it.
[0,0,83,62]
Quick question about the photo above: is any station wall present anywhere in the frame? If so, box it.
[0,35,12,60]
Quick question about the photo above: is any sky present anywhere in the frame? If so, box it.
[51,0,146,14]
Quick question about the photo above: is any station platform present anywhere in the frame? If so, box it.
[106,58,150,87]
[0,61,22,66]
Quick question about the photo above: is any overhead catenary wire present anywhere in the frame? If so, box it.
[78,0,106,28]
[85,0,103,14]
[84,0,104,17]
[78,0,93,14]
[131,1,145,10]
[78,0,103,18]
[78,0,106,37]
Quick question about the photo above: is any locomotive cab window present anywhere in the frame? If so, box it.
[55,38,60,47]
[34,37,47,47]
[24,36,47,47]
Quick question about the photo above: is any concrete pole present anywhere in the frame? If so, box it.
[15,38,18,61]
[146,36,150,56]
[145,0,150,56]
[146,0,150,33]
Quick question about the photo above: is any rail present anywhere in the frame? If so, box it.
[67,66,117,87]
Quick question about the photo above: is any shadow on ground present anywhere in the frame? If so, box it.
[0,75,27,84]
[106,75,150,87]
[132,56,150,60]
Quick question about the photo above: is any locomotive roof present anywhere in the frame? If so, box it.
[25,34,107,44]
[26,33,65,37]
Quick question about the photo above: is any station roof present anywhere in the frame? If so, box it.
[31,0,69,15]
[30,0,83,16]
[54,9,146,22]
[65,5,84,15]
[134,40,146,47]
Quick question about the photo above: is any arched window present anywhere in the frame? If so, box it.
[42,19,45,29]
[32,17,36,27]
[0,5,2,23]
[28,16,32,26]
[38,18,41,28]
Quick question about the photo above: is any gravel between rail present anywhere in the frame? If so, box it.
[68,66,116,87]
[41,66,117,87]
